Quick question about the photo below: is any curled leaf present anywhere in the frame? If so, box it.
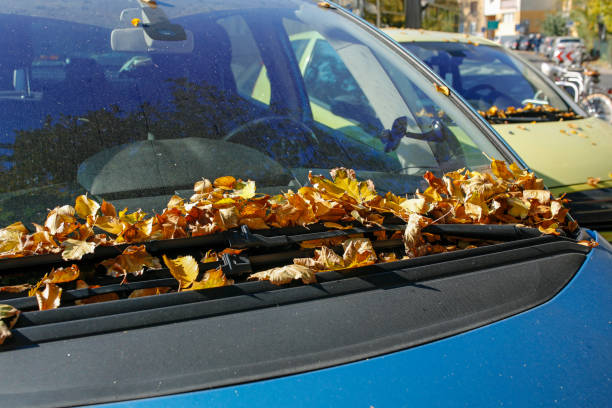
[248,264,316,285]
[434,83,450,96]
[35,283,62,311]
[0,304,20,345]
[75,195,100,220]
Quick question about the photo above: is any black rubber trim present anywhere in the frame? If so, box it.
[0,238,588,407]
[564,188,612,231]
[5,235,576,341]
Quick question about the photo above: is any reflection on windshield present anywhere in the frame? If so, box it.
[0,1,503,227]
[401,41,573,116]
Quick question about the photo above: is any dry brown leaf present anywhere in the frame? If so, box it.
[99,245,161,280]
[248,264,316,285]
[587,177,600,187]
[577,240,599,248]
[0,284,32,293]
[0,304,20,345]
[35,283,62,311]
[403,213,427,257]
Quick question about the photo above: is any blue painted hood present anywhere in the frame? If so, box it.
[103,231,612,407]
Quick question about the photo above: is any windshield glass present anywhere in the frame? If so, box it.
[0,0,508,227]
[400,41,575,118]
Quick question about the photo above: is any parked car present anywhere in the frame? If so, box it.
[385,28,612,239]
[518,35,533,51]
[551,36,585,63]
[0,3,610,408]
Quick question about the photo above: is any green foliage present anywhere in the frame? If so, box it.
[572,0,611,48]
[542,14,567,37]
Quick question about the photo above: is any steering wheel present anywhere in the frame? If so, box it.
[223,116,319,167]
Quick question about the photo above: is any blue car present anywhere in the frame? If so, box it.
[0,1,610,407]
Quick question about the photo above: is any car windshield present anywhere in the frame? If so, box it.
[400,41,574,116]
[0,0,509,228]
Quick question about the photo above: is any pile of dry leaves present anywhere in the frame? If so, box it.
[0,160,594,345]
[478,103,579,122]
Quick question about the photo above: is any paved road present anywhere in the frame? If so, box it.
[516,50,612,93]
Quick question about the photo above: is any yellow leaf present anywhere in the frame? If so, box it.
[248,264,316,285]
[94,215,124,235]
[295,246,345,271]
[491,159,514,180]
[0,223,26,254]
[189,268,233,290]
[163,254,199,290]
[507,197,530,219]
[46,264,80,284]
[201,250,218,263]
[131,17,141,26]
[233,180,256,199]
[538,225,560,235]
[323,222,353,230]
[61,239,96,261]
[342,238,377,268]
[434,83,450,96]
[119,208,147,224]
[213,176,236,189]
[75,195,100,220]
[35,283,62,311]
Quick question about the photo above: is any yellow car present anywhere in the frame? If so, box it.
[379,29,612,239]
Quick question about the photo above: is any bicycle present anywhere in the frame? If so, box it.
[541,56,612,124]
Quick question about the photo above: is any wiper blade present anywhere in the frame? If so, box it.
[422,224,549,240]
[0,222,561,273]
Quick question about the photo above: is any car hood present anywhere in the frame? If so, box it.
[493,117,612,189]
[97,231,612,408]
